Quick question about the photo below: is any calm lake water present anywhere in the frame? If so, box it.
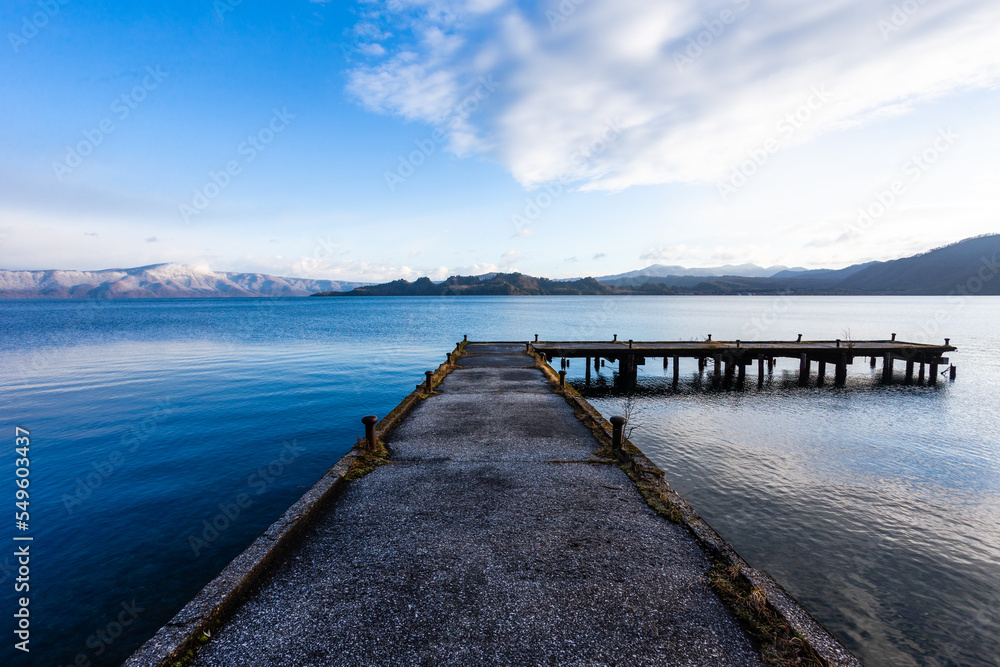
[1,296,997,666]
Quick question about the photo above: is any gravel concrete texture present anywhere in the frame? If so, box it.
[190,344,762,666]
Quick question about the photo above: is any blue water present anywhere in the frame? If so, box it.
[1,296,997,666]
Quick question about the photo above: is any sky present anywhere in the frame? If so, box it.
[1,0,998,282]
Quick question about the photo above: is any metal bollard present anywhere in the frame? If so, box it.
[613,334,617,341]
[628,339,633,349]
[464,334,468,342]
[610,416,626,450]
[797,334,802,342]
[535,334,539,342]
[425,371,434,392]
[891,333,897,341]
[362,415,378,451]
[558,370,566,387]
[525,342,531,351]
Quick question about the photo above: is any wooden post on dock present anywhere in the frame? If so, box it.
[918,362,926,385]
[768,358,774,374]
[737,361,746,387]
[870,356,877,369]
[425,371,434,393]
[672,356,680,387]
[698,357,706,373]
[585,358,591,384]
[929,360,939,386]
[905,361,914,385]
[610,416,625,451]
[594,356,600,371]
[724,355,735,384]
[835,354,848,385]
[713,354,722,384]
[663,356,668,369]
[757,355,765,388]
[817,361,826,387]
[799,354,809,386]
[362,415,378,451]
[559,370,566,388]
[882,354,893,384]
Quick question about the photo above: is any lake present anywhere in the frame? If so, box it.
[1,296,997,666]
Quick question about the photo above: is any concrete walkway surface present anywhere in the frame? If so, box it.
[188,343,763,666]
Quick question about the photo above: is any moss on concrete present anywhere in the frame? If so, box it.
[708,562,826,666]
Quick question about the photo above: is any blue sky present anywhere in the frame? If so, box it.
[1,0,998,281]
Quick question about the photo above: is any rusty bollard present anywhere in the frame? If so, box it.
[424,371,434,393]
[447,352,453,364]
[610,416,626,451]
[558,370,566,387]
[362,415,378,451]
[525,342,530,352]
[464,334,468,342]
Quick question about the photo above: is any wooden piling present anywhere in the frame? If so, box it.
[672,356,680,387]
[905,361,914,385]
[713,354,722,384]
[817,361,826,387]
[737,361,746,387]
[757,355,765,388]
[585,358,591,384]
[918,363,926,385]
[882,353,893,384]
[799,354,809,386]
[835,354,848,385]
[929,360,938,386]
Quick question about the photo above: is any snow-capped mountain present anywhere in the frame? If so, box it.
[0,264,369,298]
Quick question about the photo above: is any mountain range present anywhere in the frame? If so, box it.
[0,264,368,298]
[319,234,1000,297]
[596,263,806,282]
[3,234,998,298]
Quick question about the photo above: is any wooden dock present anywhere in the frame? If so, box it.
[126,341,861,666]
[532,336,956,389]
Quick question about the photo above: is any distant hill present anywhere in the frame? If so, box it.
[0,264,369,298]
[769,263,877,280]
[837,235,1000,294]
[314,273,619,297]
[597,262,802,283]
[318,235,1000,297]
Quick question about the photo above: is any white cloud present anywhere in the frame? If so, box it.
[639,244,699,263]
[346,0,1000,191]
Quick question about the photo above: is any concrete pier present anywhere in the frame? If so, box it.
[127,342,860,667]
